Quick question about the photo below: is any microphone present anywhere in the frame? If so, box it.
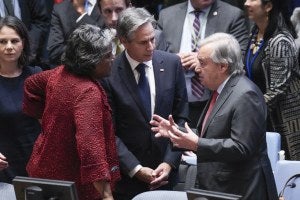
[278,174,300,199]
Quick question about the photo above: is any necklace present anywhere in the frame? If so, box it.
[250,36,264,54]
[246,30,265,80]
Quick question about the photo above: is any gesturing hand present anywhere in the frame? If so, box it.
[150,114,177,138]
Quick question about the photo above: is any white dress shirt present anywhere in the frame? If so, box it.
[180,0,211,102]
[125,51,156,177]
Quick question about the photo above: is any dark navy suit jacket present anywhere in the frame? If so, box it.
[102,50,189,198]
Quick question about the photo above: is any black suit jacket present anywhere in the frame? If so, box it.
[47,0,104,66]
[195,75,278,200]
[102,50,189,198]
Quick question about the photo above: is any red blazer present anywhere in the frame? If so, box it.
[23,66,120,200]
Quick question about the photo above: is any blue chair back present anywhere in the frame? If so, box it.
[274,160,300,200]
[266,132,281,172]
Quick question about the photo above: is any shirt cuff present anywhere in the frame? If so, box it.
[128,164,143,178]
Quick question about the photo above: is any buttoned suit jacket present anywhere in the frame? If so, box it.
[158,0,249,54]
[101,50,189,197]
[47,0,104,66]
[195,75,278,199]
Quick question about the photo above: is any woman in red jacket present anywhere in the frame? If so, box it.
[23,24,120,200]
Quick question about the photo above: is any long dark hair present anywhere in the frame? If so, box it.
[0,16,30,67]
[262,0,297,40]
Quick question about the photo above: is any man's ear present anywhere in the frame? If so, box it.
[219,63,229,73]
[119,37,127,45]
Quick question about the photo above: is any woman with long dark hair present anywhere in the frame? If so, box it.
[0,16,41,183]
[244,0,300,160]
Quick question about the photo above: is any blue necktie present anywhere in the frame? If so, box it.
[136,63,151,118]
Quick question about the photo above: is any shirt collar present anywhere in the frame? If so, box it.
[217,75,231,95]
[187,0,212,15]
[125,51,153,71]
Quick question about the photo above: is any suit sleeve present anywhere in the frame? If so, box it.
[197,90,266,162]
[27,0,50,61]
[228,9,249,56]
[164,55,188,168]
[100,79,141,174]
[264,35,297,110]
[47,5,65,66]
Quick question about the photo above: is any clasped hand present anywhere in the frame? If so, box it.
[0,152,8,171]
[135,162,171,190]
[150,114,199,151]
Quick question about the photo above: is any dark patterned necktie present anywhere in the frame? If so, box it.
[192,10,201,52]
[191,10,205,99]
[136,63,151,118]
[4,0,14,16]
[191,74,205,98]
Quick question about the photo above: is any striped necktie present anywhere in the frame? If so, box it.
[191,10,201,52]
[191,10,205,99]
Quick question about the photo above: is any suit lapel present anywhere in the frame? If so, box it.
[90,2,103,25]
[152,52,164,114]
[205,1,220,37]
[171,3,188,52]
[117,53,150,120]
[201,75,240,137]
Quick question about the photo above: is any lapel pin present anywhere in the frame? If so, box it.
[213,11,217,16]
[160,69,164,72]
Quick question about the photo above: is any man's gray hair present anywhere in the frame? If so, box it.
[199,33,245,76]
[116,7,155,40]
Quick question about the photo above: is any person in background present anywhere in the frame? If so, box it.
[0,0,50,69]
[23,24,120,200]
[291,7,300,60]
[47,0,104,67]
[244,0,300,160]
[99,0,167,55]
[0,16,41,183]
[98,0,131,55]
[101,7,188,199]
[158,0,249,128]
[99,0,131,29]
[150,32,278,200]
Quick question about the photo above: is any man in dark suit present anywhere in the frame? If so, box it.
[47,0,104,67]
[101,7,188,200]
[157,0,249,128]
[99,0,167,55]
[150,33,278,199]
[0,0,50,69]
